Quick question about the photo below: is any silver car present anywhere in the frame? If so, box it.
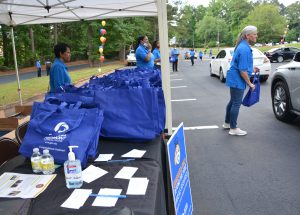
[271,52,300,122]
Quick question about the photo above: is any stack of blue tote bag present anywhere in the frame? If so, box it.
[46,67,166,142]
[19,100,104,167]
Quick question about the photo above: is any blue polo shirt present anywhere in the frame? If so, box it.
[49,58,71,92]
[226,40,253,90]
[171,49,179,60]
[190,50,195,57]
[152,48,160,60]
[135,44,155,69]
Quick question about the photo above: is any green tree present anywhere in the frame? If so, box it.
[285,2,300,41]
[195,15,228,47]
[241,4,286,43]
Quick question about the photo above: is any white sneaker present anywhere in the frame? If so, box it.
[222,123,230,129]
[229,128,247,136]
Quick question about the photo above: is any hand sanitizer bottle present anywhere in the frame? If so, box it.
[64,146,83,189]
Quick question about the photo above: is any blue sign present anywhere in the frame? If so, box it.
[167,122,193,214]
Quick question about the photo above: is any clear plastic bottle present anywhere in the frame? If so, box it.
[41,149,55,174]
[64,146,83,189]
[31,148,42,173]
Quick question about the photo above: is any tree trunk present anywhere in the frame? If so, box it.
[87,24,94,67]
[1,25,10,67]
[29,28,35,53]
[118,45,126,62]
[54,24,58,45]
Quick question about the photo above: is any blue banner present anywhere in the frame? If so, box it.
[167,122,193,214]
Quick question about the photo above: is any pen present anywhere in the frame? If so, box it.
[107,159,135,163]
[89,194,127,198]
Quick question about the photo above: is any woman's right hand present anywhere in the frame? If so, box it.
[249,83,255,91]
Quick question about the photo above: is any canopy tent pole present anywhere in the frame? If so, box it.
[157,0,172,135]
[10,27,23,105]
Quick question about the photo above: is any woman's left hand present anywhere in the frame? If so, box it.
[254,67,260,73]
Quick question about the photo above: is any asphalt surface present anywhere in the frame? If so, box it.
[171,57,300,215]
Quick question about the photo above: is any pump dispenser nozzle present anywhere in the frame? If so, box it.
[68,146,78,161]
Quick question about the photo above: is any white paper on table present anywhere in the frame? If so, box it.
[126,177,149,195]
[0,172,56,199]
[114,166,138,179]
[92,188,122,207]
[95,154,114,162]
[121,149,146,158]
[61,189,92,209]
[82,165,108,183]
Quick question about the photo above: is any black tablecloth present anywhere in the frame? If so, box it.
[0,136,168,215]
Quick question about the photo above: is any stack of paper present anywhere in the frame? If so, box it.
[95,154,114,162]
[82,165,108,183]
[121,149,146,158]
[92,188,122,207]
[126,177,149,195]
[61,189,92,209]
[114,167,138,179]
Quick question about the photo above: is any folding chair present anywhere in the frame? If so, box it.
[15,121,28,145]
[0,137,20,167]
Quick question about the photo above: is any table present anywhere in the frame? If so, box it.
[0,136,168,215]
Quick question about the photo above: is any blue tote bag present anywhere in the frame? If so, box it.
[94,88,160,142]
[19,102,104,167]
[242,73,260,107]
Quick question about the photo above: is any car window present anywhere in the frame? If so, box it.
[268,48,279,53]
[294,52,300,62]
[216,50,226,59]
[284,48,290,52]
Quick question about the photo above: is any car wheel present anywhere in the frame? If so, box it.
[272,81,297,122]
[277,56,284,63]
[219,68,225,83]
[210,65,213,76]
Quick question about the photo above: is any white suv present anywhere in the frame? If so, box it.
[126,50,136,66]
[271,52,300,122]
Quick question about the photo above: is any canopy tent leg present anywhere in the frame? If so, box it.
[157,0,172,135]
[10,27,23,105]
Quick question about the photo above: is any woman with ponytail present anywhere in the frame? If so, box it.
[223,25,259,136]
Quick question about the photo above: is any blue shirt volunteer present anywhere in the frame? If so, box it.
[135,44,155,69]
[152,48,160,61]
[226,39,253,90]
[49,58,71,92]
[171,48,179,60]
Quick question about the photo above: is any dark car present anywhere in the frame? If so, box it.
[264,47,300,63]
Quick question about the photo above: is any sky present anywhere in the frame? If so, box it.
[185,0,297,7]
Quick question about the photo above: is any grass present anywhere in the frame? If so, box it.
[0,63,125,106]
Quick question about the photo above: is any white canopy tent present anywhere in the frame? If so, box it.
[0,0,173,134]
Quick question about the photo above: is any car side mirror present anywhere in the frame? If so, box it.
[294,52,300,62]
[212,56,215,59]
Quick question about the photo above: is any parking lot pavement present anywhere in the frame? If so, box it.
[171,59,300,215]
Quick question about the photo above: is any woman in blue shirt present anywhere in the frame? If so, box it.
[189,48,195,66]
[170,47,180,72]
[135,35,155,69]
[152,40,161,69]
[223,26,259,136]
[49,43,71,92]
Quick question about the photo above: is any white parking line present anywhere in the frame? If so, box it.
[171,79,183,81]
[171,99,197,102]
[171,86,187,89]
[172,125,219,130]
